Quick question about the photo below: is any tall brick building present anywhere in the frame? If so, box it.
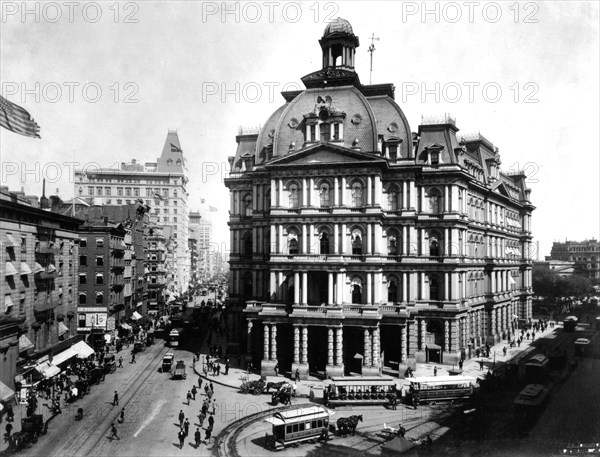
[225,19,535,378]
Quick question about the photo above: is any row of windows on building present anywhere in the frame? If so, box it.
[236,228,522,259]
[3,283,74,315]
[82,186,180,198]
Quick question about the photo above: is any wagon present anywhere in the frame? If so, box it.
[240,377,266,395]
[8,415,47,450]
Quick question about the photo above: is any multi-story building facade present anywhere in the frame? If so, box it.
[225,19,535,378]
[76,220,126,343]
[74,131,190,294]
[147,223,168,314]
[0,186,81,391]
[548,239,599,283]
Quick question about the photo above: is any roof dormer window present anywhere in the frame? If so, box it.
[431,151,439,165]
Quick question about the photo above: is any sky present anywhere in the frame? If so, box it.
[1,1,599,258]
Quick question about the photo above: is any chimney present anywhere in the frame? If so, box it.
[40,179,50,209]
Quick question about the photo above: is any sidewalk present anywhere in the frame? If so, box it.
[193,320,560,400]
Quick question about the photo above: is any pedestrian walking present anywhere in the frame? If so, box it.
[458,359,463,370]
[503,346,507,356]
[198,375,203,389]
[199,410,206,427]
[184,418,190,437]
[178,409,185,427]
[113,391,119,406]
[5,422,13,437]
[186,391,192,405]
[204,427,212,444]
[109,423,120,440]
[207,388,213,400]
[131,352,136,364]
[194,427,201,448]
[294,369,300,382]
[118,356,123,368]
[191,385,197,400]
[119,408,125,423]
[217,364,221,376]
[433,366,437,376]
[208,414,214,429]
[178,429,185,449]
[479,360,484,371]
[274,362,279,377]
[225,360,230,375]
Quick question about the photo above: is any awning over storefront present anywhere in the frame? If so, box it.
[51,347,77,366]
[0,380,15,403]
[71,341,95,359]
[121,323,133,331]
[35,361,61,379]
[5,261,18,276]
[5,234,18,247]
[58,322,70,336]
[131,311,142,320]
[20,262,32,275]
[19,334,34,352]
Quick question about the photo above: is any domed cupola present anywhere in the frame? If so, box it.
[320,18,360,71]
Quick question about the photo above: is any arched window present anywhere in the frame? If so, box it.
[289,184,300,208]
[388,280,398,303]
[388,235,397,256]
[241,232,252,258]
[319,122,331,141]
[387,190,398,211]
[352,233,362,255]
[351,182,363,207]
[351,283,362,304]
[320,184,330,207]
[430,275,441,301]
[429,236,440,257]
[288,232,299,255]
[428,189,441,213]
[320,232,330,255]
[244,196,252,216]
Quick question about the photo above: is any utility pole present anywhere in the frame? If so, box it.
[368,33,380,85]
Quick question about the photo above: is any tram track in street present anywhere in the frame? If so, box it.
[49,344,172,457]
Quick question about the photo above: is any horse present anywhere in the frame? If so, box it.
[265,381,287,393]
[271,389,292,406]
[336,414,363,437]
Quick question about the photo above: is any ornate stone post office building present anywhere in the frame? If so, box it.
[225,18,534,379]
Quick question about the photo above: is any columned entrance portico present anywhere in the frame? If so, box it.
[325,325,344,378]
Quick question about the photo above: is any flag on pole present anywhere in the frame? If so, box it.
[170,143,182,152]
[153,192,165,201]
[0,95,41,138]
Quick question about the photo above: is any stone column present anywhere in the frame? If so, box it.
[302,272,308,305]
[336,272,344,305]
[293,325,300,364]
[367,272,373,305]
[363,328,371,366]
[336,327,343,366]
[302,224,307,254]
[309,224,314,254]
[341,176,346,206]
[277,272,284,301]
[263,323,270,360]
[301,326,308,364]
[402,273,408,302]
[373,326,380,367]
[328,327,334,366]
[402,181,408,209]
[400,325,407,363]
[367,176,372,206]
[328,272,334,304]
[366,224,372,255]
[271,324,277,361]
[420,319,427,350]
[341,223,347,253]
[445,320,450,352]
[278,179,283,207]
[374,175,382,206]
[294,272,300,304]
[333,177,338,207]
[302,178,307,207]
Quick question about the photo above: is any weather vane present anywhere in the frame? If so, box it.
[368,33,380,85]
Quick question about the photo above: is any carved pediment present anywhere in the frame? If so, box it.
[266,144,383,167]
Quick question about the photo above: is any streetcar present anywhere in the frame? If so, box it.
[168,328,183,347]
[407,375,476,405]
[324,376,398,407]
[264,405,334,450]
[513,383,550,422]
[574,338,591,356]
[563,316,578,332]
[524,354,549,382]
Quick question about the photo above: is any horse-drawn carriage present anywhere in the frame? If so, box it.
[271,382,294,406]
[240,377,266,395]
[89,367,105,384]
[104,354,117,374]
[335,414,363,437]
[7,415,47,451]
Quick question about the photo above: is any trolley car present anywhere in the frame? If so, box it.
[324,376,398,407]
[264,405,334,450]
[513,383,550,422]
[563,316,578,332]
[407,375,475,405]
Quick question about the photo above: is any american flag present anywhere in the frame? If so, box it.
[0,95,41,139]
[170,143,182,152]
